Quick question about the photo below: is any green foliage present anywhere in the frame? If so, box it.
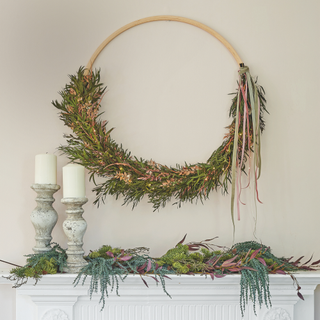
[52,67,268,211]
[232,242,272,315]
[6,244,67,288]
[156,237,318,317]
[157,244,189,267]
[200,248,214,261]
[74,245,174,310]
[7,238,318,317]
[88,245,122,259]
[157,243,213,274]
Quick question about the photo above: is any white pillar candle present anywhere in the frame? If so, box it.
[63,164,86,198]
[35,154,57,184]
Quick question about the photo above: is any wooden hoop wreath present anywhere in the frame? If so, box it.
[54,16,267,225]
[86,15,243,71]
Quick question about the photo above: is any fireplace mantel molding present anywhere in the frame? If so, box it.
[1,271,319,320]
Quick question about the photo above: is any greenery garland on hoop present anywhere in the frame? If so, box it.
[52,16,268,224]
[53,67,266,215]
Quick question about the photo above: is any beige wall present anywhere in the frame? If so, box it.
[1,0,319,318]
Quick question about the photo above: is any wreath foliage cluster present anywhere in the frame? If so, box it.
[52,66,267,212]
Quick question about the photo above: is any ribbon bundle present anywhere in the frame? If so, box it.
[231,65,263,231]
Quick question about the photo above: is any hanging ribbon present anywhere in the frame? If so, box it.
[230,65,262,235]
[230,80,241,233]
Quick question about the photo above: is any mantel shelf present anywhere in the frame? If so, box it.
[1,270,320,319]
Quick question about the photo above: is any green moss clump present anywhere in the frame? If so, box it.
[219,253,233,262]
[157,244,189,266]
[200,248,214,260]
[88,251,100,259]
[88,245,122,259]
[172,262,189,274]
[17,257,57,277]
[157,244,211,274]
[188,252,204,262]
[7,244,66,288]
[264,258,274,266]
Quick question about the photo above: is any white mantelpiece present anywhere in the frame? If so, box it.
[1,271,319,320]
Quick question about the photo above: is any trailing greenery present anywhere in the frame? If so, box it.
[52,67,268,211]
[74,245,174,310]
[147,236,318,317]
[6,243,67,288]
[7,238,318,317]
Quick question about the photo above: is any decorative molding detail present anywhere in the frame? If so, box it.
[42,309,69,320]
[9,273,319,320]
[264,307,291,320]
[74,302,242,320]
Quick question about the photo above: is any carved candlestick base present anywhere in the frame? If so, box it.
[31,184,60,254]
[62,197,88,273]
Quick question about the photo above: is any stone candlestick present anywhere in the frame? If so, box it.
[61,197,88,273]
[31,184,60,253]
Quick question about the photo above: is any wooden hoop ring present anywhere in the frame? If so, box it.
[86,15,243,71]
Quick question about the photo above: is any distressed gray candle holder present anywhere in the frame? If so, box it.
[31,184,60,253]
[61,197,88,273]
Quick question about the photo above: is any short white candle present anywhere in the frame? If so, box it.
[63,164,86,198]
[35,154,57,184]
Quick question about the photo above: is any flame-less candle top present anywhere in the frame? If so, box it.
[35,154,57,184]
[63,164,86,198]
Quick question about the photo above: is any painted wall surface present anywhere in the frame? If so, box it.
[0,0,319,318]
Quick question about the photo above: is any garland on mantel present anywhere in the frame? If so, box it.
[6,237,320,317]
[52,66,267,224]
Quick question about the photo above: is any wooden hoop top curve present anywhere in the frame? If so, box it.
[86,15,243,71]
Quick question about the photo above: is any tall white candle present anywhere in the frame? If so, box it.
[63,164,86,198]
[35,154,57,184]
